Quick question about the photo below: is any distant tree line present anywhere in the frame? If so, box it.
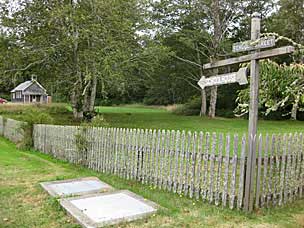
[0,0,303,119]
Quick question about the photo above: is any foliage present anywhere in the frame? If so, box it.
[172,97,201,116]
[235,60,304,120]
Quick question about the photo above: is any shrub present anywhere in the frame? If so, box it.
[172,97,201,116]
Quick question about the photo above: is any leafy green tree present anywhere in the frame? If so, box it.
[235,60,304,120]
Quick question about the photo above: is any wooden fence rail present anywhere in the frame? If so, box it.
[31,124,304,210]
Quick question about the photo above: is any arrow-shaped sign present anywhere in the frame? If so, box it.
[198,67,248,90]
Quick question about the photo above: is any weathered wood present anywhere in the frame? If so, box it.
[284,134,292,204]
[189,132,197,198]
[159,130,166,189]
[261,134,269,207]
[195,132,203,200]
[178,131,186,195]
[255,134,263,208]
[202,133,210,200]
[279,134,287,206]
[203,46,295,70]
[299,133,304,199]
[232,36,276,53]
[126,128,132,180]
[154,130,161,188]
[222,134,230,207]
[237,134,247,209]
[274,134,281,206]
[150,129,157,185]
[244,13,261,212]
[168,130,175,191]
[295,133,302,199]
[215,133,223,206]
[198,67,248,90]
[291,133,298,202]
[267,135,275,207]
[173,130,180,194]
[208,133,216,203]
[229,134,238,209]
[184,132,191,196]
[164,130,171,190]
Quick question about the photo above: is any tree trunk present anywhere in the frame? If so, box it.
[196,43,207,116]
[200,89,207,116]
[70,0,84,120]
[208,0,221,118]
[89,73,97,112]
[208,85,217,118]
[291,97,299,120]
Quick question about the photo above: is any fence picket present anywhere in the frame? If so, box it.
[237,134,246,209]
[299,133,304,199]
[154,130,161,188]
[255,134,263,208]
[291,133,298,202]
[229,134,238,209]
[195,132,203,200]
[168,130,175,191]
[202,133,210,200]
[215,133,223,206]
[261,134,269,207]
[164,130,171,190]
[295,133,302,199]
[208,133,216,203]
[222,134,230,207]
[279,134,287,206]
[173,130,180,194]
[184,132,191,196]
[178,131,186,195]
[284,134,292,204]
[190,132,197,199]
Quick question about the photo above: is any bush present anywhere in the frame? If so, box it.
[172,97,201,116]
[19,108,54,149]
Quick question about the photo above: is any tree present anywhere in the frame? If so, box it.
[0,0,144,119]
[235,60,304,120]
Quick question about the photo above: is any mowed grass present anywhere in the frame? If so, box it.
[1,137,304,228]
[1,103,304,135]
[97,105,304,135]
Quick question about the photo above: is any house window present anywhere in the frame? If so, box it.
[16,91,22,99]
[12,93,16,99]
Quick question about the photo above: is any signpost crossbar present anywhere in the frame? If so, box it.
[203,46,295,70]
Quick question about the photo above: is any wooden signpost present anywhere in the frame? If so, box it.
[199,13,295,212]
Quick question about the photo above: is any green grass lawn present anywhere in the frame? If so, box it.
[1,103,304,135]
[97,105,304,135]
[1,137,304,228]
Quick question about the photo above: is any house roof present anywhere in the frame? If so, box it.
[11,80,46,93]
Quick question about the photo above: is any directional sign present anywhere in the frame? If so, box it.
[232,36,276,53]
[197,67,248,90]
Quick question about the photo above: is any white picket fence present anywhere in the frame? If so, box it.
[32,124,304,210]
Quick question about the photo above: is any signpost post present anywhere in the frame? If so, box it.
[198,13,295,212]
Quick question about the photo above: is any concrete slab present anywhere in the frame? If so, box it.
[60,190,158,228]
[40,177,113,197]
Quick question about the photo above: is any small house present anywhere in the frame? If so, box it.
[11,77,48,103]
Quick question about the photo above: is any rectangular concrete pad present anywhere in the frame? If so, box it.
[60,190,158,228]
[40,177,114,197]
